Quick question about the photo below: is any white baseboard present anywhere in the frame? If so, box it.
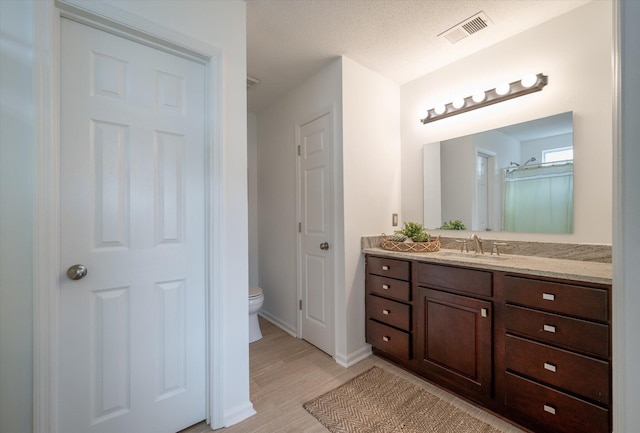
[258,311,297,337]
[335,344,372,368]
[223,402,256,427]
[257,313,373,368]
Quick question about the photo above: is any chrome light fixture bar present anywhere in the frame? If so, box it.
[420,73,548,124]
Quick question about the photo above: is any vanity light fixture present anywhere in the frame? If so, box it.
[420,73,548,124]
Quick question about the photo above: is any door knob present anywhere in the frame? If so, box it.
[320,242,329,250]
[66,264,88,280]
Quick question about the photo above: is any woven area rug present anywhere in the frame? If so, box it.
[303,367,504,433]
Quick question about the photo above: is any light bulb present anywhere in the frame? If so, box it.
[472,91,486,103]
[496,83,511,96]
[452,97,465,109]
[434,104,446,115]
[521,73,538,88]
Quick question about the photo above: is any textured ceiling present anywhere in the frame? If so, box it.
[246,0,590,113]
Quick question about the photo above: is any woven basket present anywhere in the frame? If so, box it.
[380,235,441,253]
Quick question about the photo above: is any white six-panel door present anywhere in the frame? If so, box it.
[59,18,206,433]
[297,113,334,356]
[476,153,489,231]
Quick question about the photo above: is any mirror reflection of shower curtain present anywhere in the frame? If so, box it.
[503,163,573,233]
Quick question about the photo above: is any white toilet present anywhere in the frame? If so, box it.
[248,285,264,343]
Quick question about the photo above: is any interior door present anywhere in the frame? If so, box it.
[297,112,334,356]
[59,18,206,433]
[476,153,489,231]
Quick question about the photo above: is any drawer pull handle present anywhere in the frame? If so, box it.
[382,284,390,290]
[543,293,555,301]
[481,308,488,318]
[382,309,390,315]
[543,324,556,333]
[382,336,390,342]
[382,265,390,271]
[544,362,557,373]
[543,404,556,415]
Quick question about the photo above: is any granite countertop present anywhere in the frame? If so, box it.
[363,247,612,285]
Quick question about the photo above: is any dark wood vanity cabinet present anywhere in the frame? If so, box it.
[364,254,612,433]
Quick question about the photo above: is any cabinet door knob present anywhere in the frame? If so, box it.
[481,308,488,318]
[382,284,390,290]
[382,336,390,342]
[544,362,557,372]
[543,293,555,301]
[543,404,556,415]
[543,324,556,333]
[382,265,390,271]
[382,309,390,315]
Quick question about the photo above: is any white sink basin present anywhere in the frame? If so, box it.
[439,252,510,262]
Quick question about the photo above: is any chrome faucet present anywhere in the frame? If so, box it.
[469,233,484,255]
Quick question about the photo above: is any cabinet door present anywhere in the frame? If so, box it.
[415,287,493,399]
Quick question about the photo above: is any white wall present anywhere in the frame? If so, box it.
[0,0,250,430]
[256,58,343,335]
[248,112,259,286]
[401,1,612,244]
[614,0,640,430]
[423,142,441,228]
[0,2,35,432]
[341,57,401,362]
[439,135,474,228]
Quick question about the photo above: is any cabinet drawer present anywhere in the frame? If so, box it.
[368,295,410,331]
[417,263,492,297]
[506,305,609,358]
[505,276,608,322]
[505,373,609,433]
[506,335,609,405]
[367,256,410,281]
[366,319,410,360]
[366,273,410,302]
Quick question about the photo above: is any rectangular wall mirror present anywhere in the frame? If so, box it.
[424,111,573,234]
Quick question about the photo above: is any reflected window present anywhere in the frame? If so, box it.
[543,146,573,163]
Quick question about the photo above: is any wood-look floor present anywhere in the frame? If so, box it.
[180,317,525,433]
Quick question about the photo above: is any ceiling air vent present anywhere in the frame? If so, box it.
[439,12,492,44]
[247,76,260,90]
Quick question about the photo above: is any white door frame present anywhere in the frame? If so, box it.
[32,1,225,430]
[295,106,336,355]
[475,148,497,231]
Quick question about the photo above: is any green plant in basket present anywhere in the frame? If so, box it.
[394,222,431,242]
